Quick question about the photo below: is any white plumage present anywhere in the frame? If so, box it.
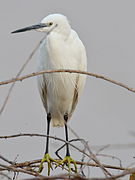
[11,13,87,174]
[36,14,87,127]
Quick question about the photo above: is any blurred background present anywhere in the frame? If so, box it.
[0,0,135,179]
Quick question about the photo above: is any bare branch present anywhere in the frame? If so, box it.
[0,37,45,115]
[15,159,131,171]
[55,138,81,159]
[0,154,16,165]
[18,173,90,180]
[0,172,12,180]
[68,126,112,177]
[96,154,122,168]
[1,158,129,172]
[0,69,135,94]
[0,163,42,177]
[93,143,135,150]
[1,150,135,179]
[0,133,114,177]
[3,168,135,180]
[0,133,132,172]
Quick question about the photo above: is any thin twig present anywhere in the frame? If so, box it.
[55,138,83,159]
[0,172,12,180]
[0,154,16,165]
[19,173,90,180]
[92,143,135,150]
[0,69,135,94]
[95,145,123,167]
[79,143,87,177]
[96,154,122,168]
[68,126,112,177]
[0,37,45,115]
[0,163,42,177]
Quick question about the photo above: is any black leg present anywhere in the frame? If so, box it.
[64,114,70,157]
[45,113,51,154]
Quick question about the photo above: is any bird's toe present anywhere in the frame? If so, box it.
[38,153,58,175]
[55,156,77,173]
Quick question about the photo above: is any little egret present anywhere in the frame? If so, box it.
[12,14,87,175]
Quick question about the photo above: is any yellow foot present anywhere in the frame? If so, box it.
[38,153,58,175]
[56,156,77,173]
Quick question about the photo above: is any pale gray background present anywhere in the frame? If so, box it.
[0,0,135,179]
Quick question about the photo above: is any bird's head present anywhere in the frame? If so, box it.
[12,14,71,36]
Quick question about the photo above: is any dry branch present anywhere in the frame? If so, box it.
[0,133,109,176]
[0,37,45,115]
[0,133,111,176]
[0,133,132,173]
[0,163,42,177]
[1,134,135,179]
[0,172,12,180]
[0,157,128,172]
[0,69,135,94]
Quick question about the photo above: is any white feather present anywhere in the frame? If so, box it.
[37,14,87,127]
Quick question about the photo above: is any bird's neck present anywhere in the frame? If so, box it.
[50,23,71,39]
[46,30,71,68]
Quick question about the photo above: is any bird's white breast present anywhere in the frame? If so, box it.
[37,30,87,126]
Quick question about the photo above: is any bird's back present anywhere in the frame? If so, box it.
[37,29,87,127]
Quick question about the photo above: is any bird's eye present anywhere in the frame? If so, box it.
[49,22,53,26]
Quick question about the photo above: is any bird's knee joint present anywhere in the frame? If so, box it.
[47,113,51,121]
[64,113,68,122]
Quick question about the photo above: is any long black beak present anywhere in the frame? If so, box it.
[11,23,47,33]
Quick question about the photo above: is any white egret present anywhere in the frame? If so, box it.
[12,14,87,175]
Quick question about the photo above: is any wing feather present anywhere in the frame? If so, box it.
[70,75,79,116]
[40,75,48,112]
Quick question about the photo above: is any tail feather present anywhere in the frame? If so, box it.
[51,118,65,127]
